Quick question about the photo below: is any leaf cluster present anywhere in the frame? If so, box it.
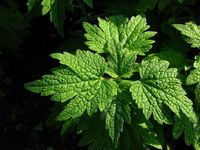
[25,15,200,150]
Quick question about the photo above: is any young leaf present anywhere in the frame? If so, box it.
[25,50,116,120]
[106,47,138,78]
[83,15,156,55]
[84,15,155,78]
[130,58,194,124]
[173,22,200,48]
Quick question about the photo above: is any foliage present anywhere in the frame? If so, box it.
[25,15,200,150]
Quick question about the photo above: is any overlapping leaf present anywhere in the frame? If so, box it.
[78,115,115,150]
[121,110,162,149]
[130,58,194,124]
[25,50,116,120]
[173,112,199,148]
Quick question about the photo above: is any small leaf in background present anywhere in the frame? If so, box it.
[173,22,200,48]
[83,0,93,8]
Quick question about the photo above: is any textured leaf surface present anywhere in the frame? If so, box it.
[173,22,200,48]
[83,15,156,55]
[106,100,124,146]
[25,50,116,120]
[106,48,138,78]
[105,81,131,145]
[84,15,154,77]
[130,58,194,124]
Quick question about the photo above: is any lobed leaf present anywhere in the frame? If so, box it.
[173,22,200,48]
[84,15,156,55]
[25,50,116,120]
[130,58,194,124]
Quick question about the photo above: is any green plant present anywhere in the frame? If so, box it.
[25,15,200,149]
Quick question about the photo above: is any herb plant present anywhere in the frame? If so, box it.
[25,15,200,149]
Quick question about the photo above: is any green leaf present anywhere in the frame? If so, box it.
[83,0,93,8]
[187,55,200,85]
[41,0,52,15]
[130,58,194,124]
[154,48,186,68]
[186,54,200,102]
[173,112,199,147]
[173,22,200,48]
[106,47,138,78]
[105,100,124,146]
[50,0,66,37]
[186,67,200,85]
[105,81,132,146]
[84,15,155,78]
[83,15,156,55]
[25,50,116,120]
